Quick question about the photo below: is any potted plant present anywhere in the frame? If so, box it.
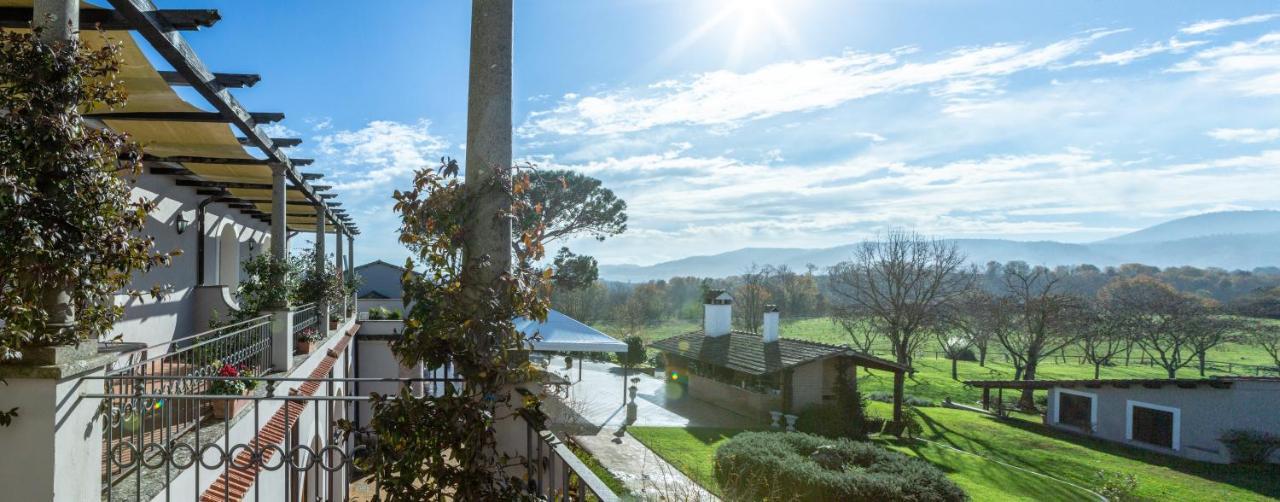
[208,362,259,420]
[296,326,319,354]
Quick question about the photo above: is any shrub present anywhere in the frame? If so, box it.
[953,347,978,362]
[368,307,388,320]
[1220,429,1280,464]
[796,402,866,440]
[1094,470,1138,501]
[714,432,966,502]
[867,391,934,407]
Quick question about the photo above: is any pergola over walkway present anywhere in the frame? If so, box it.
[3,0,360,279]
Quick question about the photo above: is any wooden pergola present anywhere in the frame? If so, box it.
[6,0,360,280]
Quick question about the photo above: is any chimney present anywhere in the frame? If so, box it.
[762,304,780,343]
[703,289,732,337]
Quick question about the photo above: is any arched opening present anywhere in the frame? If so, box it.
[217,224,240,291]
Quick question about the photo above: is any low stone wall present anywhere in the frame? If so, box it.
[687,373,781,421]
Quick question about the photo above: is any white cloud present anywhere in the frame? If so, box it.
[520,30,1123,136]
[1168,32,1280,95]
[259,122,300,138]
[1058,37,1206,68]
[1207,127,1280,143]
[1181,14,1278,35]
[314,120,450,191]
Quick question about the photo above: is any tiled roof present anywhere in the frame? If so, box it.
[651,330,902,375]
[965,376,1280,390]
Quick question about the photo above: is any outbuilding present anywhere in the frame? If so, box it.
[965,377,1280,463]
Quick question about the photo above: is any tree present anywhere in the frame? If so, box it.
[1243,321,1280,371]
[734,265,773,333]
[827,230,972,369]
[619,334,646,370]
[935,328,972,380]
[1076,300,1128,379]
[1100,275,1223,378]
[519,169,626,243]
[954,290,1014,367]
[1,29,173,350]
[551,247,598,291]
[833,316,880,354]
[998,262,1085,408]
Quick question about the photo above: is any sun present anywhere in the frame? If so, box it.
[656,0,800,68]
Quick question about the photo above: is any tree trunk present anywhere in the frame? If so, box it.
[978,346,987,367]
[951,357,958,380]
[1166,366,1177,379]
[1094,361,1101,380]
[1198,351,1207,377]
[1019,361,1037,410]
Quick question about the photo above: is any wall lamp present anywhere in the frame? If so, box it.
[175,212,189,234]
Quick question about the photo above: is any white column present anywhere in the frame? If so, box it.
[316,215,330,332]
[267,166,293,369]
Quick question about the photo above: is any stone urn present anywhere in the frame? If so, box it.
[769,411,783,429]
[784,413,798,432]
[628,384,639,402]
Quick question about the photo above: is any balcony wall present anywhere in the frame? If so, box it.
[109,173,271,349]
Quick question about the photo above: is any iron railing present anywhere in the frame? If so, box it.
[101,316,274,486]
[291,303,317,341]
[88,375,618,501]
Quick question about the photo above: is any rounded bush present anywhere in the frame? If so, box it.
[796,403,866,440]
[714,432,966,502]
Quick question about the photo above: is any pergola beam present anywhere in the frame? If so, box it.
[0,7,218,31]
[141,154,313,166]
[160,70,259,88]
[176,179,307,191]
[103,0,349,234]
[238,137,301,147]
[87,111,284,124]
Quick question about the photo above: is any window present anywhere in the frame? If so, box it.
[1052,388,1096,430]
[1058,392,1093,429]
[1126,400,1180,450]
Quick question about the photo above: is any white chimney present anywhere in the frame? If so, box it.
[704,290,733,337]
[762,304,780,343]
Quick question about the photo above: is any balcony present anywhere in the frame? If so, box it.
[84,310,616,501]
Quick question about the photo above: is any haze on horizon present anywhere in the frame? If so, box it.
[183,1,1280,268]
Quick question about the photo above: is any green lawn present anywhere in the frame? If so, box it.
[628,404,1280,502]
[592,317,1279,406]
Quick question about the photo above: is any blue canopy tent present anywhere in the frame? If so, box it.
[515,309,627,353]
[515,309,628,393]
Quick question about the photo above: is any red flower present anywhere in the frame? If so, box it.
[217,364,240,377]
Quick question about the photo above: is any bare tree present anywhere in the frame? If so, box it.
[998,262,1084,408]
[1076,300,1128,379]
[1100,275,1222,378]
[954,290,1015,367]
[1187,307,1239,377]
[935,322,972,380]
[827,230,972,370]
[734,264,772,333]
[832,315,880,354]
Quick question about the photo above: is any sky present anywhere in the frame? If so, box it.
[152,0,1280,267]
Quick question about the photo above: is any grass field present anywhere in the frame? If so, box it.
[628,403,1280,501]
[590,317,1279,405]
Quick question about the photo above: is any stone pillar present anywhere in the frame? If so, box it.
[270,166,288,266]
[34,0,77,43]
[0,351,113,501]
[347,233,357,316]
[316,215,329,332]
[335,227,345,317]
[463,0,514,285]
[33,0,79,342]
[268,309,294,370]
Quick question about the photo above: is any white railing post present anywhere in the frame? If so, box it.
[269,309,295,370]
[0,349,111,501]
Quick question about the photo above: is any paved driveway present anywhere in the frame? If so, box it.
[542,356,758,429]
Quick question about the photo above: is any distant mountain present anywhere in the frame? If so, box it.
[599,211,1280,282]
[1100,210,1280,244]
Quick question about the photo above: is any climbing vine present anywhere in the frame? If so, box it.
[351,158,551,500]
[0,28,172,353]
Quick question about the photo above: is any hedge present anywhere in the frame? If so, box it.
[714,432,967,502]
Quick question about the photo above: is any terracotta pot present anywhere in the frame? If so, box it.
[296,340,313,354]
[329,319,339,329]
[209,396,247,420]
